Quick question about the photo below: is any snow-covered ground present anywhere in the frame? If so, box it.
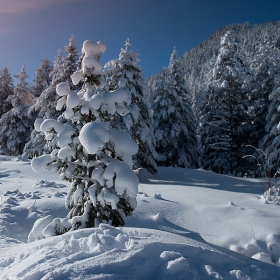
[1,156,280,279]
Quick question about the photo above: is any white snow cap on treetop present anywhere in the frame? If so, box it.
[124,38,131,49]
[71,40,106,85]
[82,40,106,57]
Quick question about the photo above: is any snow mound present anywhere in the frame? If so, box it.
[1,225,278,280]
[33,180,66,189]
[231,233,280,266]
[153,192,162,199]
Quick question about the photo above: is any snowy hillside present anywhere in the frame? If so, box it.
[1,156,280,279]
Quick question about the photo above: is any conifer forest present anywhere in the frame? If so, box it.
[1,22,280,178]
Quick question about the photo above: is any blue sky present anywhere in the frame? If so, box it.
[0,0,280,82]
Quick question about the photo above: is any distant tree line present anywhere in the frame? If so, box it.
[149,21,280,177]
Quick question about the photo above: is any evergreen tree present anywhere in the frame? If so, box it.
[153,51,198,168]
[25,58,53,158]
[31,39,138,236]
[200,31,251,175]
[29,36,78,120]
[147,21,280,176]
[246,39,280,177]
[62,35,79,89]
[261,43,280,176]
[0,65,34,155]
[262,86,280,178]
[105,39,158,174]
[23,51,64,158]
[24,36,79,158]
[168,47,199,167]
[249,40,279,149]
[27,50,66,121]
[32,57,53,98]
[0,67,14,118]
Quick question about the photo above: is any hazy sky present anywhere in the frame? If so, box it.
[0,0,280,82]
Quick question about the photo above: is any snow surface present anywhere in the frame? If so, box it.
[1,156,280,279]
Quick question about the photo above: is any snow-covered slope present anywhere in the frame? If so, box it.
[1,156,280,279]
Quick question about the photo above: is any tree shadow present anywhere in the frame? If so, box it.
[138,167,264,195]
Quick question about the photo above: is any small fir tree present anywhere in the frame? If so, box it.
[31,40,138,237]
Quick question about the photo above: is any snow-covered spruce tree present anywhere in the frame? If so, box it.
[31,40,138,236]
[32,57,53,98]
[245,39,280,177]
[167,47,199,168]
[249,40,279,150]
[22,58,53,157]
[62,35,79,90]
[105,39,158,174]
[262,72,280,177]
[0,65,34,155]
[200,31,251,175]
[29,37,78,121]
[0,67,14,118]
[23,51,64,158]
[153,51,199,168]
[24,36,79,158]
